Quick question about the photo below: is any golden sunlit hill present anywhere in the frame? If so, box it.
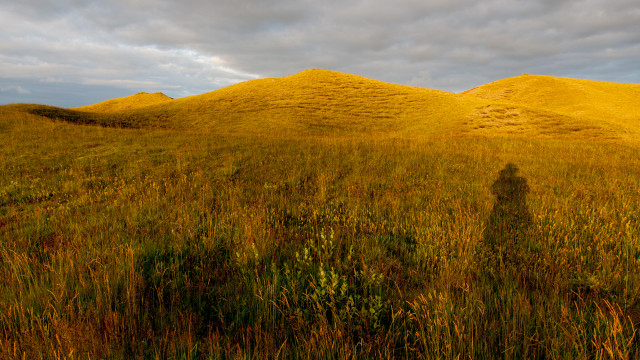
[143,69,484,135]
[3,69,639,140]
[3,69,640,359]
[462,74,640,139]
[73,92,173,113]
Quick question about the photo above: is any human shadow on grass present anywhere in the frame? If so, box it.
[479,161,542,290]
[479,163,538,355]
[483,162,533,255]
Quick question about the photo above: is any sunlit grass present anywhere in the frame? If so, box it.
[464,74,640,140]
[1,107,638,358]
[73,92,173,113]
[10,70,640,142]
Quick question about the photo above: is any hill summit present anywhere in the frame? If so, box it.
[155,69,480,134]
[74,92,173,113]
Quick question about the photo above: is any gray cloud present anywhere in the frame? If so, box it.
[1,0,639,107]
[0,85,31,95]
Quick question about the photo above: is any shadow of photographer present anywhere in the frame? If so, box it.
[482,163,533,260]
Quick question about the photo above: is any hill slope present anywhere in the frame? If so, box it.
[69,69,621,138]
[150,69,483,135]
[74,92,173,113]
[462,74,640,137]
[3,70,639,139]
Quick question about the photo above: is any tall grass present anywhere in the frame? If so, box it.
[1,110,638,358]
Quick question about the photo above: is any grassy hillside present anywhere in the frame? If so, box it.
[163,69,483,135]
[463,74,640,138]
[1,102,639,358]
[4,70,638,140]
[73,92,173,113]
[4,70,480,135]
[1,104,166,129]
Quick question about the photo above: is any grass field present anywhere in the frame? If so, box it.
[1,72,639,358]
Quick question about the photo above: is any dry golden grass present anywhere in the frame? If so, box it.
[462,74,640,139]
[73,91,173,113]
[1,109,638,358]
[156,69,483,135]
[9,69,640,141]
[2,74,640,358]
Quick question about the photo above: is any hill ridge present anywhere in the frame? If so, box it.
[73,91,173,113]
[462,73,640,137]
[3,69,639,140]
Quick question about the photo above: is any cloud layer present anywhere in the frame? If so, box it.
[1,0,639,107]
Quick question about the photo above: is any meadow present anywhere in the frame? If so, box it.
[1,106,638,359]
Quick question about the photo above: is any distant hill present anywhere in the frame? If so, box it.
[3,70,639,140]
[73,92,173,113]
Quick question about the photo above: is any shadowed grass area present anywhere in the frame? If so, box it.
[3,104,178,129]
[1,109,638,358]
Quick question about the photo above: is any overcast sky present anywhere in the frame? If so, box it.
[1,0,639,108]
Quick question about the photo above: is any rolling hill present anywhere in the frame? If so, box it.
[462,74,640,138]
[3,69,640,358]
[3,69,640,139]
[73,92,173,113]
[462,74,640,120]
[144,69,487,135]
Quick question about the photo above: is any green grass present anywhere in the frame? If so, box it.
[1,109,639,359]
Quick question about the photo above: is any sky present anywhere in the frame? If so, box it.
[1,0,639,108]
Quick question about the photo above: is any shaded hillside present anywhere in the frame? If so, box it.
[74,92,173,113]
[1,104,170,129]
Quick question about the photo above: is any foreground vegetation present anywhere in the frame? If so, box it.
[1,110,639,359]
